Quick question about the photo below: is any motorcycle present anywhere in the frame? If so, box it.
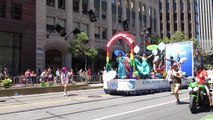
[188,78,211,114]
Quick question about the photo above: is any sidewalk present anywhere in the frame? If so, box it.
[0,83,103,97]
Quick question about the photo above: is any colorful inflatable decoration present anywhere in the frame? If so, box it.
[106,32,135,78]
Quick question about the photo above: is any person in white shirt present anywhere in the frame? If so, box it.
[166,66,174,94]
[207,67,213,90]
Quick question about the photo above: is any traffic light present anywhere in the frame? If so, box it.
[55,24,67,37]
[122,19,129,31]
[88,10,97,22]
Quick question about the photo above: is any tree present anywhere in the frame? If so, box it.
[170,31,186,43]
[190,37,199,50]
[152,31,199,49]
[68,32,98,60]
[152,35,170,44]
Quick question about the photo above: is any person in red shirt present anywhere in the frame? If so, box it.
[87,68,91,83]
[196,64,212,108]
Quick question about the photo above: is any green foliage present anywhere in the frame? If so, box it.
[190,37,199,49]
[170,31,186,43]
[152,35,170,44]
[40,81,49,87]
[68,32,98,59]
[1,78,12,88]
[160,37,170,44]
[152,31,199,49]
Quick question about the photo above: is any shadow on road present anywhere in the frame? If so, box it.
[67,94,78,96]
[178,101,189,105]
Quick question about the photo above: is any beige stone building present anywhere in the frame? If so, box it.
[159,0,196,38]
[36,0,160,73]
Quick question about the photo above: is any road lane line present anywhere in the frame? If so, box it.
[0,93,111,109]
[93,97,189,120]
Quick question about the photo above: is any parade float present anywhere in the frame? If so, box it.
[103,32,193,95]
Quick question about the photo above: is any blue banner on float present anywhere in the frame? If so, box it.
[166,41,194,77]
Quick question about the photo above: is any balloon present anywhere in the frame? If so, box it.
[158,42,166,51]
[152,49,158,55]
[134,45,140,54]
[182,72,186,77]
[147,44,158,51]
[103,70,117,81]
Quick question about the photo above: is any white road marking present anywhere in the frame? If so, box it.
[93,97,189,120]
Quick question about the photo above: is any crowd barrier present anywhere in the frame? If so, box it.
[6,75,103,86]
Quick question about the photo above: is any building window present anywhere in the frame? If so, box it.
[73,0,79,12]
[82,0,88,14]
[0,0,6,18]
[102,27,107,39]
[82,23,88,34]
[94,0,100,18]
[47,0,54,7]
[188,13,191,21]
[167,23,170,31]
[58,18,66,29]
[118,7,122,23]
[112,4,116,22]
[11,2,22,20]
[174,12,177,21]
[166,12,170,20]
[95,26,100,39]
[181,22,184,31]
[181,12,184,21]
[111,0,115,4]
[102,1,107,19]
[173,0,176,11]
[0,32,21,75]
[166,0,169,10]
[102,9,106,19]
[132,11,135,27]
[112,29,116,35]
[180,0,183,12]
[46,16,55,32]
[58,0,65,9]
[160,23,163,31]
[167,32,170,38]
[73,21,80,29]
[174,23,177,31]
[159,1,162,10]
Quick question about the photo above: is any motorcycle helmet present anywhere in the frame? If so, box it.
[197,63,204,71]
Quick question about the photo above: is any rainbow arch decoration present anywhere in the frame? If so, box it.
[106,32,135,78]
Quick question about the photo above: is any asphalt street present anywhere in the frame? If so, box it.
[0,88,212,120]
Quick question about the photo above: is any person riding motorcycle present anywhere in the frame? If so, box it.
[196,64,212,108]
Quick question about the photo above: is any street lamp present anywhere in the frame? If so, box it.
[140,27,151,53]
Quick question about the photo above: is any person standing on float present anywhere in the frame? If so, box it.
[116,52,126,79]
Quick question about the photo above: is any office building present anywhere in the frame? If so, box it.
[0,0,36,75]
[36,0,160,72]
[196,0,213,52]
[159,0,196,39]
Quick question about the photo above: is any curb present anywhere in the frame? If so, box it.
[0,84,103,97]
